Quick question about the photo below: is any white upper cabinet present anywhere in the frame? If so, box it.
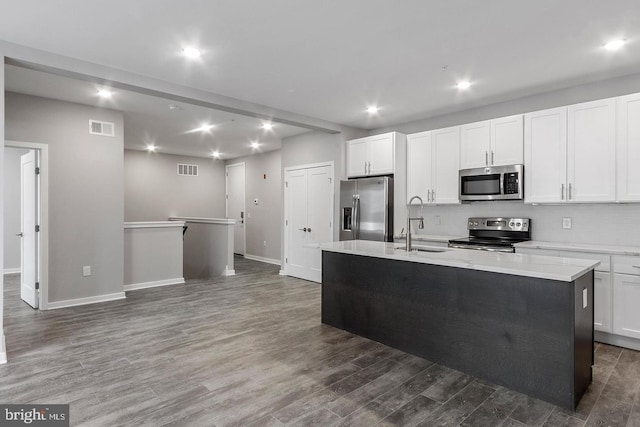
[617,93,640,202]
[346,132,397,177]
[460,121,491,169]
[524,107,568,203]
[407,127,460,205]
[460,115,523,169]
[491,115,524,166]
[525,99,615,204]
[406,131,432,203]
[567,98,616,203]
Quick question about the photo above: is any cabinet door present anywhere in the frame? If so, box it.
[347,139,368,177]
[613,273,640,339]
[460,121,490,169]
[594,271,612,333]
[369,134,395,175]
[524,107,567,203]
[567,98,616,202]
[406,132,432,203]
[433,128,460,204]
[617,93,640,202]
[491,115,523,166]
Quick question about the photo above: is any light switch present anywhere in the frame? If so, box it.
[562,217,572,229]
[83,266,91,277]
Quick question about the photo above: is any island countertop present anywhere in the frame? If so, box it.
[318,240,599,282]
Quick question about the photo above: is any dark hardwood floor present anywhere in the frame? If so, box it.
[1,257,639,426]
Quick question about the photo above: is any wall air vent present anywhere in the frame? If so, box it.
[89,120,115,137]
[177,163,199,176]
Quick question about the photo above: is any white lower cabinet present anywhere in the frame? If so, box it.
[594,271,612,333]
[613,274,640,339]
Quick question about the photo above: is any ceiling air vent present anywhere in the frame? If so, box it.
[177,163,199,176]
[89,120,115,137]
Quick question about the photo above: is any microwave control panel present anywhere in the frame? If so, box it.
[504,172,520,194]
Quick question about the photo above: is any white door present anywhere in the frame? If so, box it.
[567,98,616,203]
[460,121,490,169]
[20,150,39,308]
[406,132,431,203]
[368,134,394,176]
[306,166,333,282]
[524,107,568,203]
[432,128,461,204]
[491,115,524,166]
[284,163,334,282]
[617,93,640,202]
[346,139,368,177]
[226,163,245,255]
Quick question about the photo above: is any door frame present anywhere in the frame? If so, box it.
[225,162,246,256]
[5,140,49,310]
[283,161,334,278]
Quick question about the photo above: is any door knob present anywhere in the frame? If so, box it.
[307,228,312,232]
[16,232,23,237]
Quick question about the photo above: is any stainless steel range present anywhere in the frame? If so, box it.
[448,217,531,253]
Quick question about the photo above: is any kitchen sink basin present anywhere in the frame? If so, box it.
[394,246,448,253]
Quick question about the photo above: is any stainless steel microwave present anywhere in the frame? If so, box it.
[459,164,523,201]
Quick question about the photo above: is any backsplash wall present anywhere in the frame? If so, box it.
[410,202,640,246]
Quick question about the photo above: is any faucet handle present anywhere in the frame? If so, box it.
[419,219,425,229]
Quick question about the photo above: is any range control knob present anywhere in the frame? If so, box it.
[473,221,479,226]
[468,221,474,227]
[516,222,521,227]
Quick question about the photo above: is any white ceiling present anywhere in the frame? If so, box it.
[2,1,640,130]
[4,65,310,159]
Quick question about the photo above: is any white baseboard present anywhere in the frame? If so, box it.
[595,331,640,351]
[3,268,20,275]
[46,292,126,310]
[243,254,282,266]
[0,333,6,364]
[223,267,236,276]
[124,278,185,292]
[279,270,287,276]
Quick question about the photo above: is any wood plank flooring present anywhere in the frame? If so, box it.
[1,257,640,426]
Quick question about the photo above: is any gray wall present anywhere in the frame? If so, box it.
[5,92,125,303]
[226,150,281,261]
[3,148,29,272]
[1,59,5,356]
[124,149,225,221]
[375,71,640,247]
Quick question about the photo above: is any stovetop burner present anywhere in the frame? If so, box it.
[448,217,531,252]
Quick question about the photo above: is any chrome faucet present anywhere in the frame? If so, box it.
[406,196,425,252]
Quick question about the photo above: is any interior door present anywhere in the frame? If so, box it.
[226,163,246,255]
[286,168,310,280]
[306,165,333,282]
[20,150,39,308]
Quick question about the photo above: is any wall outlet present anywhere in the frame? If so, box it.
[562,217,572,229]
[82,266,91,277]
[434,215,441,225]
[263,240,267,247]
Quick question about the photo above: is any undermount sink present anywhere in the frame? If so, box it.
[394,245,448,253]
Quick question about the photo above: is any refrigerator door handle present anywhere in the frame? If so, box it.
[352,194,360,240]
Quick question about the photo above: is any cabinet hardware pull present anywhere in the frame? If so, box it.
[485,151,488,166]
[569,183,572,200]
[368,161,371,174]
[561,184,565,200]
[432,189,435,202]
[491,151,494,165]
[364,161,367,174]
[427,190,431,203]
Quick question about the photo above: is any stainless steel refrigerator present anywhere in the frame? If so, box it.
[339,176,394,242]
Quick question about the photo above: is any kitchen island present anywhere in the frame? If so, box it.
[319,240,599,410]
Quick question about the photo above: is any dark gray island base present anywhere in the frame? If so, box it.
[321,251,594,410]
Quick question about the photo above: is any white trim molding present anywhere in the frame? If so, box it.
[223,267,236,276]
[244,254,281,266]
[124,278,185,292]
[279,270,287,276]
[124,221,185,229]
[0,333,7,364]
[169,216,235,225]
[46,292,126,310]
[3,268,20,275]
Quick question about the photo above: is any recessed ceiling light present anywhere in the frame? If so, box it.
[146,144,156,152]
[366,106,380,114]
[250,142,260,149]
[212,151,221,158]
[262,123,274,130]
[168,104,182,111]
[182,47,201,59]
[97,89,113,98]
[603,39,627,51]
[456,81,472,90]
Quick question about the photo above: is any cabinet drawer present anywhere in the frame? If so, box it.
[613,255,640,275]
[559,251,610,272]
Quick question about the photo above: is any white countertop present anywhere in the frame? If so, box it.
[393,234,462,243]
[319,240,599,282]
[515,240,640,256]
